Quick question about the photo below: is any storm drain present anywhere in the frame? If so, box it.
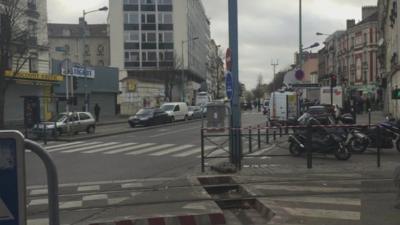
[198,176,274,224]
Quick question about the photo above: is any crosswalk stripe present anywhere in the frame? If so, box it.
[82,143,137,154]
[105,143,156,154]
[124,144,175,155]
[150,145,195,156]
[254,184,359,193]
[268,196,360,206]
[47,142,101,153]
[61,142,119,153]
[45,142,84,150]
[248,145,275,156]
[173,146,215,157]
[281,206,360,220]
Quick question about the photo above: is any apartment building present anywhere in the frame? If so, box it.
[109,0,210,115]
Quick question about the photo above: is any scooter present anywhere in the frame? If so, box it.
[288,113,352,160]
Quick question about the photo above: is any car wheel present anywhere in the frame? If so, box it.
[170,116,175,123]
[334,146,352,160]
[184,115,188,121]
[129,122,135,128]
[86,126,95,134]
[289,142,303,157]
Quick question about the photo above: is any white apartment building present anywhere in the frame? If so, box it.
[109,0,210,115]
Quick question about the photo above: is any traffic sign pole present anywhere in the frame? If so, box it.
[228,0,242,169]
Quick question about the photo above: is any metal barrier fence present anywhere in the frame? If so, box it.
[201,124,384,172]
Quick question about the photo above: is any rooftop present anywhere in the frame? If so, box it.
[48,23,108,38]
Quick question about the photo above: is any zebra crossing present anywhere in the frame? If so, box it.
[39,139,275,158]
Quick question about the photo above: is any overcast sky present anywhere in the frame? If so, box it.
[47,0,377,89]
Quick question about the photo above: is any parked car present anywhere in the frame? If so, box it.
[188,106,203,120]
[128,108,171,127]
[160,102,189,121]
[32,112,96,137]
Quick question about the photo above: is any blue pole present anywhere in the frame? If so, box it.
[228,0,242,168]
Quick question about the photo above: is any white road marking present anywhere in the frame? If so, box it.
[82,194,108,201]
[173,146,215,157]
[77,185,100,192]
[254,184,359,193]
[47,142,101,153]
[281,206,360,220]
[105,143,156,154]
[248,145,276,156]
[268,196,360,206]
[82,143,137,154]
[45,141,84,150]
[150,145,195,156]
[124,144,175,155]
[61,142,119,153]
[149,126,198,138]
[28,199,48,206]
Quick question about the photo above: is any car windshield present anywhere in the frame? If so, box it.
[161,105,175,111]
[51,114,67,122]
[136,109,154,115]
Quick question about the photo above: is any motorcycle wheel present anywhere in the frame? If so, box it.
[289,142,303,157]
[396,139,400,153]
[334,146,352,160]
[349,137,368,154]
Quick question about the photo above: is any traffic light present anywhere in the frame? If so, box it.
[331,74,337,87]
[73,77,78,90]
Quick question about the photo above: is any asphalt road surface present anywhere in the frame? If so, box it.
[26,111,266,185]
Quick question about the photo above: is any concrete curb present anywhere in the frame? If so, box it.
[54,119,202,142]
[89,213,226,225]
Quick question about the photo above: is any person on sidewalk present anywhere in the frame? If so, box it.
[94,104,101,122]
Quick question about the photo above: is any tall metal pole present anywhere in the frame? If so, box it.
[271,60,279,92]
[299,0,303,69]
[82,11,89,112]
[229,0,242,168]
[181,40,185,102]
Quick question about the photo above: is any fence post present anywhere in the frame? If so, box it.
[273,130,277,141]
[43,123,47,145]
[377,126,381,168]
[266,127,269,144]
[368,108,371,127]
[257,125,261,149]
[201,128,205,172]
[306,124,313,169]
[248,126,252,153]
[279,126,282,137]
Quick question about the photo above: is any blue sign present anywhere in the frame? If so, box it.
[0,132,25,225]
[226,72,233,99]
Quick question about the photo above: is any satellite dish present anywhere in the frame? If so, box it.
[378,38,384,47]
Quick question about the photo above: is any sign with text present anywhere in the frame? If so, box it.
[0,131,25,225]
[62,66,95,79]
[225,72,233,99]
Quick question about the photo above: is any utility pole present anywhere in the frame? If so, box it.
[271,60,279,92]
[299,0,303,69]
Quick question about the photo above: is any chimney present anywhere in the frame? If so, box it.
[362,6,378,20]
[346,19,356,29]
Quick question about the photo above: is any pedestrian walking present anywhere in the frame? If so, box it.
[94,103,101,122]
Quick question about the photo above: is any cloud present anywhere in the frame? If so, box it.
[47,0,108,24]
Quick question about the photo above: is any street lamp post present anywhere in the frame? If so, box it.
[181,37,199,102]
[80,6,108,112]
[299,0,303,69]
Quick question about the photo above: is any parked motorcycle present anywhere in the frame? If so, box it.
[288,113,352,160]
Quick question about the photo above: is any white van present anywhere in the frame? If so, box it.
[160,102,189,121]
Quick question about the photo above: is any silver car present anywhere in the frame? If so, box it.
[33,112,96,136]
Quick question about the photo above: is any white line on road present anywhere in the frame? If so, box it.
[149,144,195,156]
[281,206,360,220]
[248,145,276,156]
[124,144,175,155]
[105,143,156,154]
[173,146,215,157]
[61,142,119,153]
[254,184,359,193]
[148,126,199,138]
[268,196,360,206]
[47,142,101,153]
[82,143,137,154]
[45,141,84,150]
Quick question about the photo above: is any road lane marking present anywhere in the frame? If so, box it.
[105,143,156,154]
[45,141,84,150]
[150,145,195,156]
[268,196,360,206]
[248,145,276,156]
[124,144,175,155]
[82,143,137,154]
[47,142,102,153]
[61,142,119,153]
[173,146,215,157]
[281,206,360,220]
[254,184,359,193]
[148,126,198,138]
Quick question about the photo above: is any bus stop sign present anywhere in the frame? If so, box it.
[0,131,26,225]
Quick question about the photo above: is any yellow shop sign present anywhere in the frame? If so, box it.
[5,70,64,81]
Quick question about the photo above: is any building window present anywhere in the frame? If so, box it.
[158,13,172,24]
[28,0,36,10]
[142,51,157,61]
[141,0,155,4]
[125,51,140,62]
[157,0,172,4]
[124,12,140,24]
[124,0,139,4]
[97,44,105,56]
[142,32,156,42]
[29,54,38,73]
[28,20,37,38]
[158,31,173,43]
[141,13,156,24]
[124,31,140,42]
[84,44,90,56]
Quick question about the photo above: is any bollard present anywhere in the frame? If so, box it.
[273,130,277,141]
[257,125,261,150]
[201,129,205,172]
[266,128,269,144]
[248,126,252,153]
[377,126,381,168]
[43,123,47,145]
[306,125,313,169]
[279,126,282,137]
[368,108,371,127]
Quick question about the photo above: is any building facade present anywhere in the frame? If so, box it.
[1,0,62,127]
[206,39,224,99]
[48,23,110,67]
[109,0,210,115]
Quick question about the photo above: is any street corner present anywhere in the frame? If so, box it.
[86,201,225,225]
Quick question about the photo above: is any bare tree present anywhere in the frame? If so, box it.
[0,0,34,128]
[162,52,182,102]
